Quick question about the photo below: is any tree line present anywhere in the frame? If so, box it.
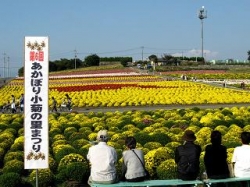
[18,55,132,76]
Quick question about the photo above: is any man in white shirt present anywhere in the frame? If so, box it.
[87,130,118,185]
[232,131,250,177]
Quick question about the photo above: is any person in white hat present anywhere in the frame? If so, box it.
[87,130,118,185]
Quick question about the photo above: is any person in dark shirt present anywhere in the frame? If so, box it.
[175,130,201,187]
[19,94,24,112]
[51,97,58,112]
[204,131,229,187]
[65,94,72,111]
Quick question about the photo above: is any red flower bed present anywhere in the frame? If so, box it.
[51,84,183,92]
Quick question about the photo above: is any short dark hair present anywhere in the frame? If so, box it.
[125,136,136,149]
[211,130,222,145]
[241,132,250,144]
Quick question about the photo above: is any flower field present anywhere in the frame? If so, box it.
[3,67,250,108]
[0,66,250,186]
[161,69,250,89]
[0,106,250,186]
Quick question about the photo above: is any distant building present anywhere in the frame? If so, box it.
[209,59,248,64]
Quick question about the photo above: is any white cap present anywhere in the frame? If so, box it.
[97,130,109,142]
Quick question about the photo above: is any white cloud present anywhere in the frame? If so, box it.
[171,49,218,60]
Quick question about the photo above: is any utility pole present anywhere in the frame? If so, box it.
[198,6,207,62]
[74,49,77,69]
[7,56,10,77]
[141,46,144,62]
[3,53,6,78]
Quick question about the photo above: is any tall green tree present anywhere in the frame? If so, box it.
[162,54,174,65]
[84,54,100,66]
[248,50,250,62]
[120,57,132,67]
[18,67,24,77]
[49,61,57,72]
[148,54,158,63]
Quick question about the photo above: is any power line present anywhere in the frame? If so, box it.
[144,47,191,52]
[48,46,195,62]
[78,47,140,55]
[50,50,74,57]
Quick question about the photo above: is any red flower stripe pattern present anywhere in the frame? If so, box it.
[51,84,189,92]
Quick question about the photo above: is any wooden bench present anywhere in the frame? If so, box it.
[91,179,203,187]
[204,177,250,187]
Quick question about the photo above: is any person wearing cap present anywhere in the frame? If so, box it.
[175,130,201,186]
[87,130,118,185]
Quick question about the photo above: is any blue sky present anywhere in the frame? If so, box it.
[0,0,249,76]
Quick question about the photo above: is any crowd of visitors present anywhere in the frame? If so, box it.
[87,129,250,187]
[1,93,73,114]
[50,94,72,112]
[1,94,24,113]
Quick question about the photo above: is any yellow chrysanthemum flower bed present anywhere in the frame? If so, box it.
[2,75,250,108]
[0,106,249,183]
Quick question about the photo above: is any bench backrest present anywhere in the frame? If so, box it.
[91,179,203,187]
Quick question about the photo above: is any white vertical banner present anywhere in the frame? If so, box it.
[24,37,49,169]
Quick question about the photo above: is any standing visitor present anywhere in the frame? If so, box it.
[223,80,227,88]
[175,130,201,187]
[241,82,245,89]
[232,131,250,187]
[19,93,24,113]
[10,95,16,113]
[60,99,67,111]
[65,94,72,111]
[2,101,10,113]
[121,136,148,182]
[87,130,118,185]
[51,97,57,112]
[204,131,229,187]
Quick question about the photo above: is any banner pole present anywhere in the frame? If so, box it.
[36,169,38,187]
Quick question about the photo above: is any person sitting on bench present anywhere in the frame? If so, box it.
[87,130,118,185]
[204,131,230,187]
[232,131,250,187]
[175,130,201,187]
[121,136,148,182]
